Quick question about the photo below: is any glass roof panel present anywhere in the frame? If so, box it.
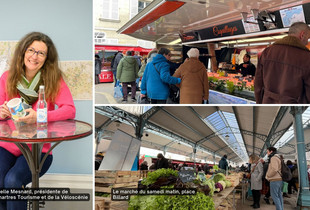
[116,106,151,115]
[275,107,310,148]
[204,111,248,162]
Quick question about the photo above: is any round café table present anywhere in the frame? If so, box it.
[0,119,92,210]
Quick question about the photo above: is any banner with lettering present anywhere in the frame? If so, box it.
[197,20,246,40]
[179,31,200,42]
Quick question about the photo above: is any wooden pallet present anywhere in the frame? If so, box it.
[95,182,138,194]
[95,171,142,209]
[140,170,148,179]
[95,171,140,194]
[95,196,111,210]
[95,196,128,210]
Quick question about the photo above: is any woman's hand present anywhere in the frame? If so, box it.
[16,108,37,124]
[0,101,11,119]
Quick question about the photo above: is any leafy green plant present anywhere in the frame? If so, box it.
[208,77,214,83]
[226,81,235,94]
[129,193,215,210]
[208,77,218,83]
[95,192,110,197]
[215,80,225,91]
[141,168,178,186]
[236,82,245,91]
[218,71,225,77]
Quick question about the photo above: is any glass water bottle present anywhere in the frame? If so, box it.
[37,85,48,127]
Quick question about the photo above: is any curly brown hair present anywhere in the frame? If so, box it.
[7,32,63,103]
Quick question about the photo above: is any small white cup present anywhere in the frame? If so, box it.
[7,98,26,120]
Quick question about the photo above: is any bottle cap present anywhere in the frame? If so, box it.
[39,85,45,89]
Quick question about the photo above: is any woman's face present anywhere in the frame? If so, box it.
[24,41,48,74]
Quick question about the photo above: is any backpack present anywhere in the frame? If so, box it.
[292,167,298,178]
[277,157,292,182]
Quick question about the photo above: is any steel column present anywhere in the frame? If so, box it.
[290,107,310,208]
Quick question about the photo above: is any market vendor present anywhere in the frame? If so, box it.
[235,54,256,77]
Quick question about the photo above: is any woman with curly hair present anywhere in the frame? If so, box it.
[0,31,75,210]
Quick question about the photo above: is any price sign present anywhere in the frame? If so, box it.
[179,170,195,183]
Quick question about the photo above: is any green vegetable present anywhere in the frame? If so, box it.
[213,165,219,171]
[131,169,216,209]
[213,173,226,183]
[95,192,110,197]
[129,193,215,210]
[141,169,178,186]
[225,180,232,188]
[203,179,215,196]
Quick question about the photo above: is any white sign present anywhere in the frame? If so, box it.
[99,130,141,170]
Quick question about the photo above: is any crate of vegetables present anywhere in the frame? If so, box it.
[95,170,140,194]
[129,168,215,210]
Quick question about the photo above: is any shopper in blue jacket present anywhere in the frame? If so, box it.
[140,48,181,104]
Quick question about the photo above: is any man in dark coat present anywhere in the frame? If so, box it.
[95,54,101,84]
[139,161,148,170]
[219,155,228,171]
[155,153,169,169]
[133,51,142,91]
[112,51,123,87]
[235,54,256,77]
[255,22,310,104]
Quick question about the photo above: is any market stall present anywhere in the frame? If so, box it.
[95,169,244,210]
[116,0,310,103]
[95,45,152,83]
[95,106,310,208]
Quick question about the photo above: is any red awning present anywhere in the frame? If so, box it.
[121,1,185,34]
[95,45,152,53]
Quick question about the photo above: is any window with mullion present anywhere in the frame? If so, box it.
[103,0,119,20]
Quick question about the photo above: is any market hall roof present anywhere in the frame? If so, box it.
[117,0,310,44]
[95,106,308,164]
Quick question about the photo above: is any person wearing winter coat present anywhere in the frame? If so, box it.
[249,154,264,209]
[155,153,169,169]
[116,51,139,102]
[140,48,181,104]
[287,160,298,194]
[112,51,123,87]
[235,54,256,77]
[266,147,283,210]
[173,48,209,104]
[219,155,228,172]
[139,161,148,170]
[95,54,101,84]
[255,22,310,104]
[138,49,158,77]
[133,51,142,90]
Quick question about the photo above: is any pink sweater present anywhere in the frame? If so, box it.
[0,71,76,156]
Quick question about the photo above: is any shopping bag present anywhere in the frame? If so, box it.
[113,81,123,98]
[137,94,150,104]
[282,182,288,193]
[169,84,180,103]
